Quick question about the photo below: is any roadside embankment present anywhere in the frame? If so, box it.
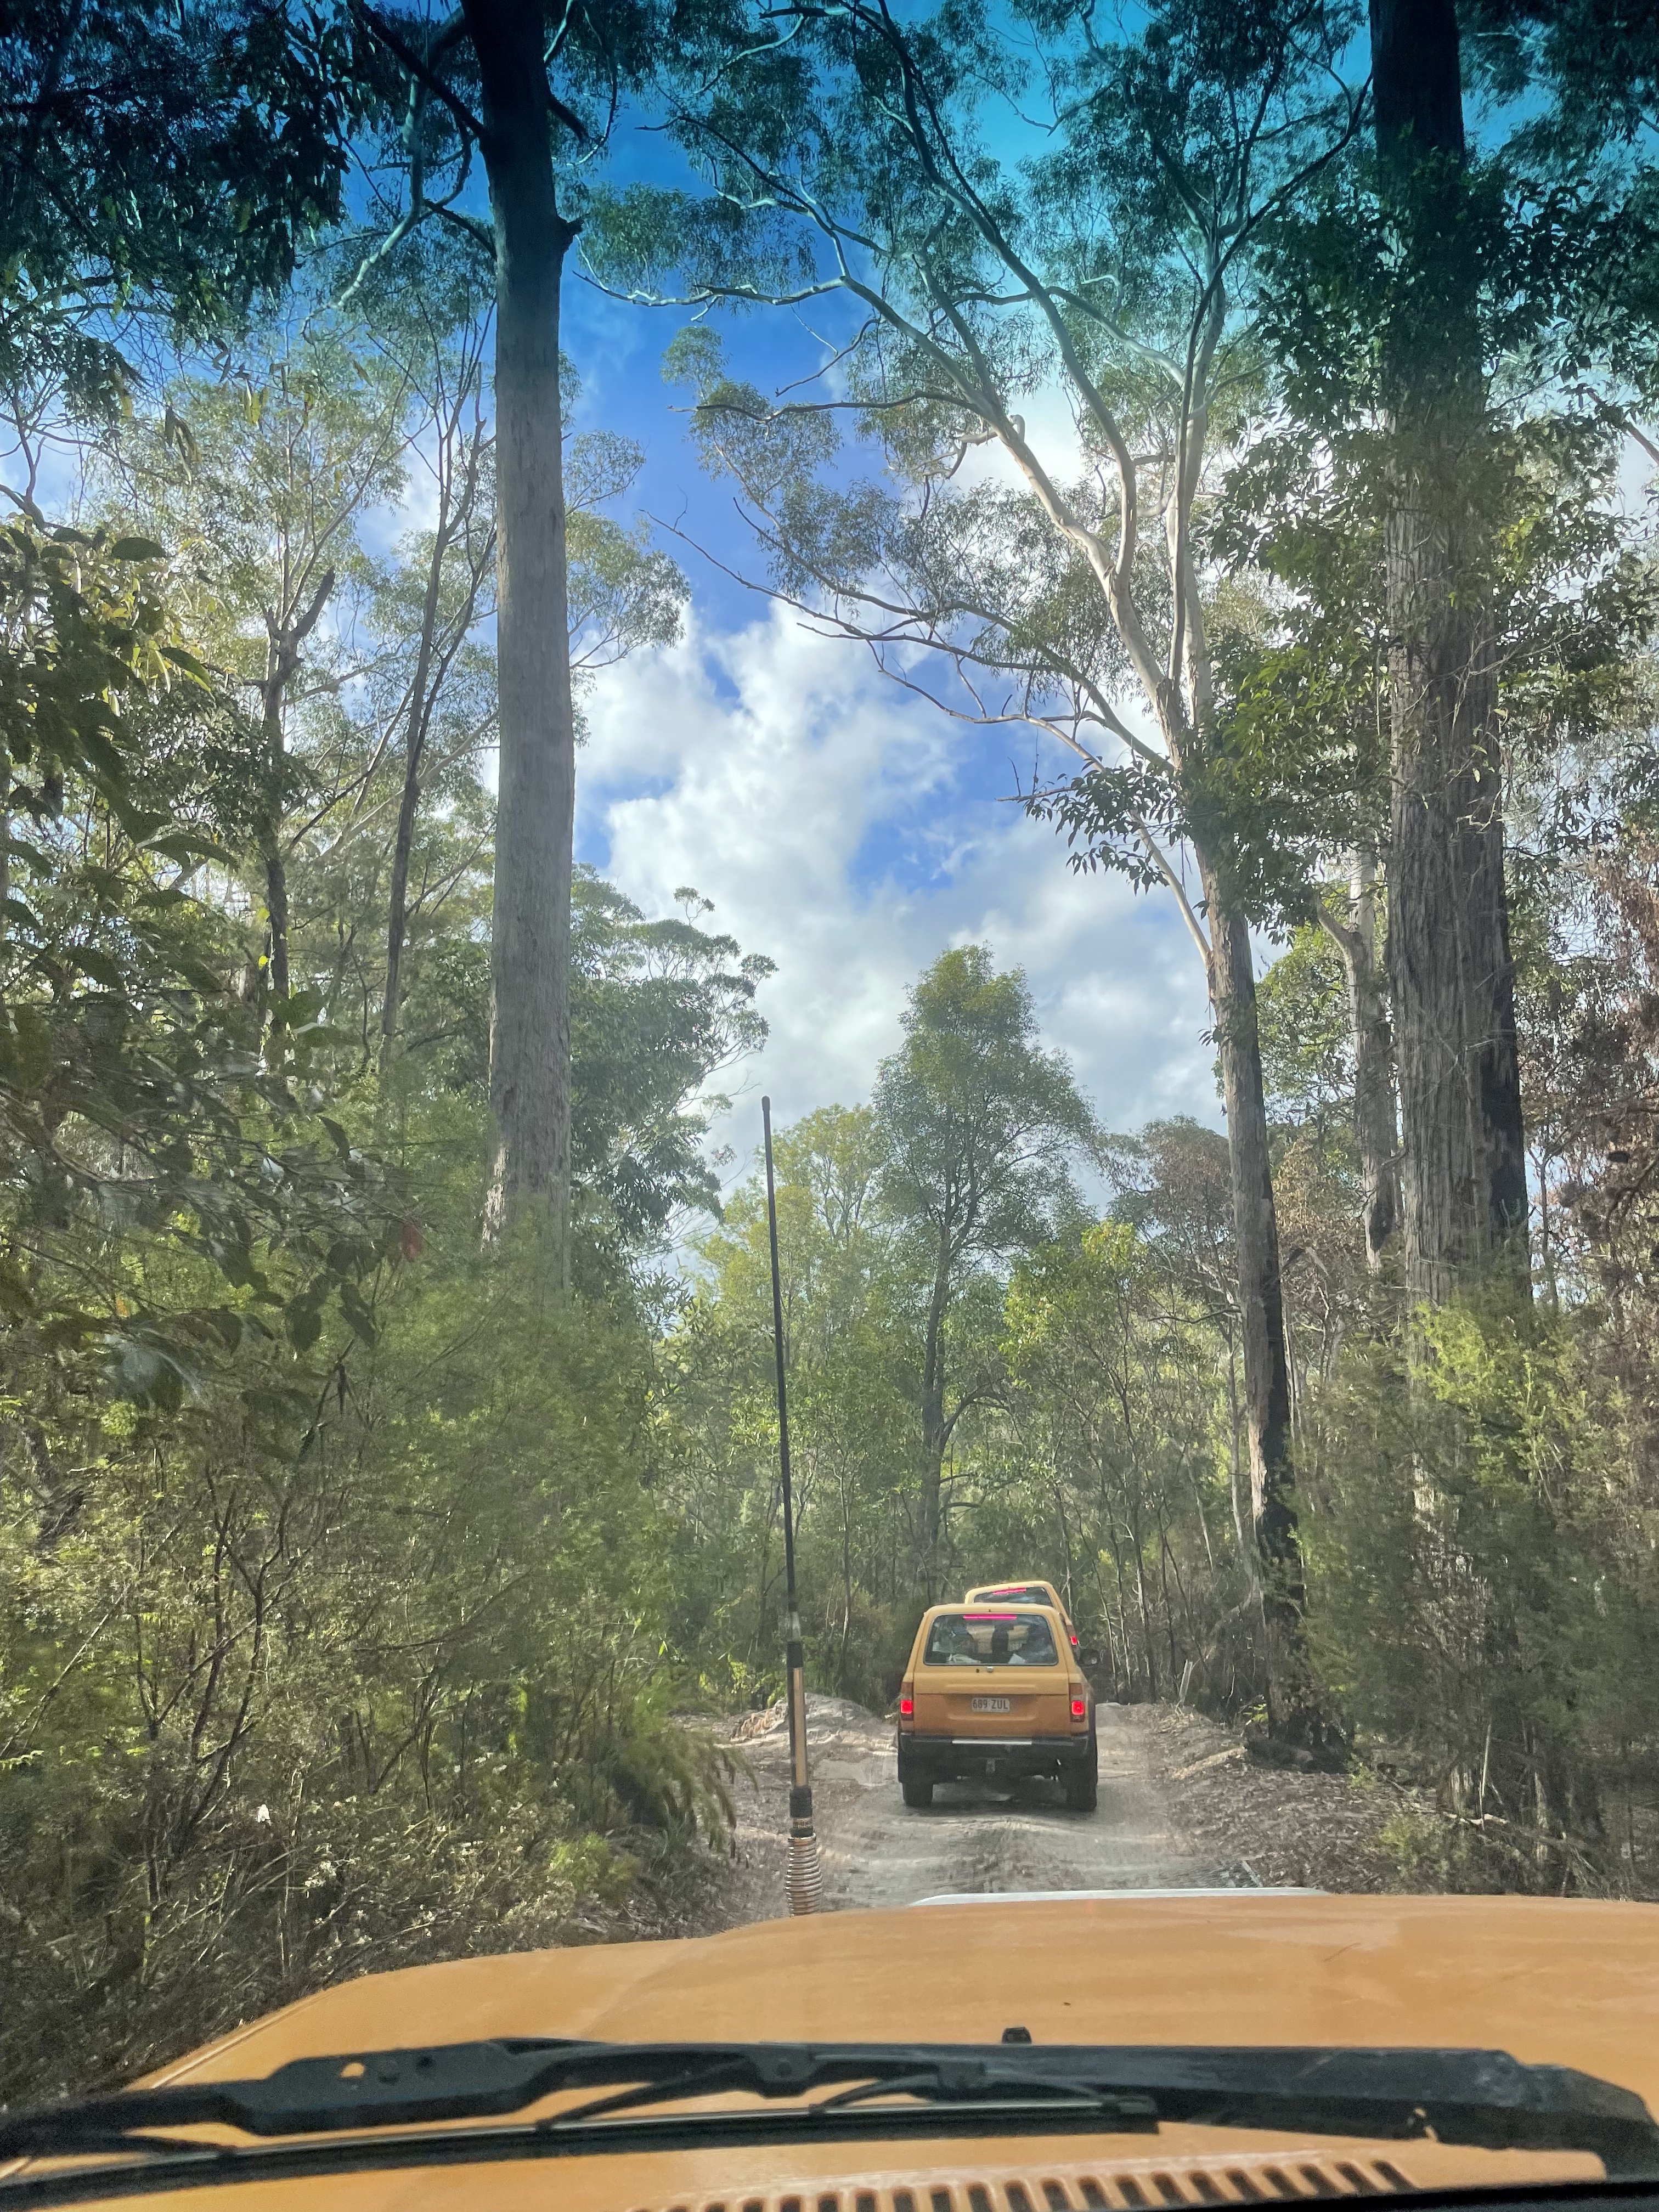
[1130,1703,1437,1894]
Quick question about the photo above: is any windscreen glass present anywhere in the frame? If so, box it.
[924,1610,1060,1666]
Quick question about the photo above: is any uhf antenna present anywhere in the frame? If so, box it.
[762,1094,822,1916]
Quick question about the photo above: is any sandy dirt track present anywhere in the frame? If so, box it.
[698,1695,1263,1931]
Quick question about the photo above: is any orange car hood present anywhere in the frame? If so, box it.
[27,1893,1659,2210]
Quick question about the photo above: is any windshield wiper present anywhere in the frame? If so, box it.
[3,2040,1656,2205]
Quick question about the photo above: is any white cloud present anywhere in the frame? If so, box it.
[578,605,1217,1194]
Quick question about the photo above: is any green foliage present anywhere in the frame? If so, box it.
[569,876,773,1263]
[1000,1220,1250,1703]
[0,1257,731,2102]
[0,3,356,427]
[656,1029,1237,1717]
[657,1104,923,1708]
[1307,1294,1659,1884]
[874,948,1096,1268]
[0,321,747,2100]
[1256,926,1348,1115]
[0,512,400,1407]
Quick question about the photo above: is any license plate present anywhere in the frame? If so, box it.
[971,1696,1012,1713]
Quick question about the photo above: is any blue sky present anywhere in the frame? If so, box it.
[551,211,1221,1194]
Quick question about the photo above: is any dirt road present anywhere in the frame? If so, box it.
[702,1695,1262,1930]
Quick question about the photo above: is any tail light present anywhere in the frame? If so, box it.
[899,1696,914,1717]
[1070,1698,1087,1718]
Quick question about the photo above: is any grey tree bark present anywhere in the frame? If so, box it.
[1318,850,1402,1270]
[464,0,580,1260]
[381,411,490,1068]
[381,507,451,1069]
[1371,0,1529,1301]
[917,1235,950,1594]
[258,569,334,1005]
[1203,882,1304,1726]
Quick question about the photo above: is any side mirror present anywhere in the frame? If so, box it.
[1079,1646,1103,1673]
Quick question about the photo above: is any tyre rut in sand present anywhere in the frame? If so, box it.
[709,1697,1244,1921]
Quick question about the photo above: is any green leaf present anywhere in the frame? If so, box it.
[40,1310,103,1351]
[144,829,217,864]
[285,1298,323,1353]
[0,1256,36,1321]
[110,536,166,562]
[338,1282,378,1346]
[157,644,210,684]
[66,944,126,990]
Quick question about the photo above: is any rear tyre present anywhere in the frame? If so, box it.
[901,1775,934,1809]
[1064,1739,1098,1813]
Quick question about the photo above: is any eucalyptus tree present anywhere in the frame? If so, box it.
[873,949,1094,1594]
[1255,0,1659,1302]
[340,0,742,1267]
[358,266,500,1066]
[592,0,1363,1726]
[1363,0,1527,1301]
[369,403,688,1069]
[1227,238,1659,1302]
[106,325,414,1014]
[567,876,772,1265]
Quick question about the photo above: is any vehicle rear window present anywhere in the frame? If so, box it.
[923,1611,1060,1666]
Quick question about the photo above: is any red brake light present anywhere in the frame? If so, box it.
[1071,1697,1087,1718]
[1070,1633,1079,1646]
[899,1696,914,1717]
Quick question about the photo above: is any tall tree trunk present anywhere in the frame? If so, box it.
[1127,1479,1157,1699]
[1,730,15,960]
[917,1249,950,1596]
[260,668,292,1003]
[262,813,290,1001]
[258,569,333,1009]
[1318,849,1402,1269]
[1205,883,1308,1737]
[1371,0,1529,1301]
[381,724,424,1066]
[467,0,579,1262]
[381,496,454,1069]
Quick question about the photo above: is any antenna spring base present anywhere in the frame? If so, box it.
[787,1824,823,1915]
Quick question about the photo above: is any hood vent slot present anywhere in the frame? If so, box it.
[657,2159,1413,2212]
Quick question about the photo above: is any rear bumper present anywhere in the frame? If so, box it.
[897,1730,1092,1782]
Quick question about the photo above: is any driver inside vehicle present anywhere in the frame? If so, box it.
[928,1613,978,1664]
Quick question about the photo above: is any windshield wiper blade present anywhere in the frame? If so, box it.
[0,2039,1147,2165]
[2,2041,1655,2195]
